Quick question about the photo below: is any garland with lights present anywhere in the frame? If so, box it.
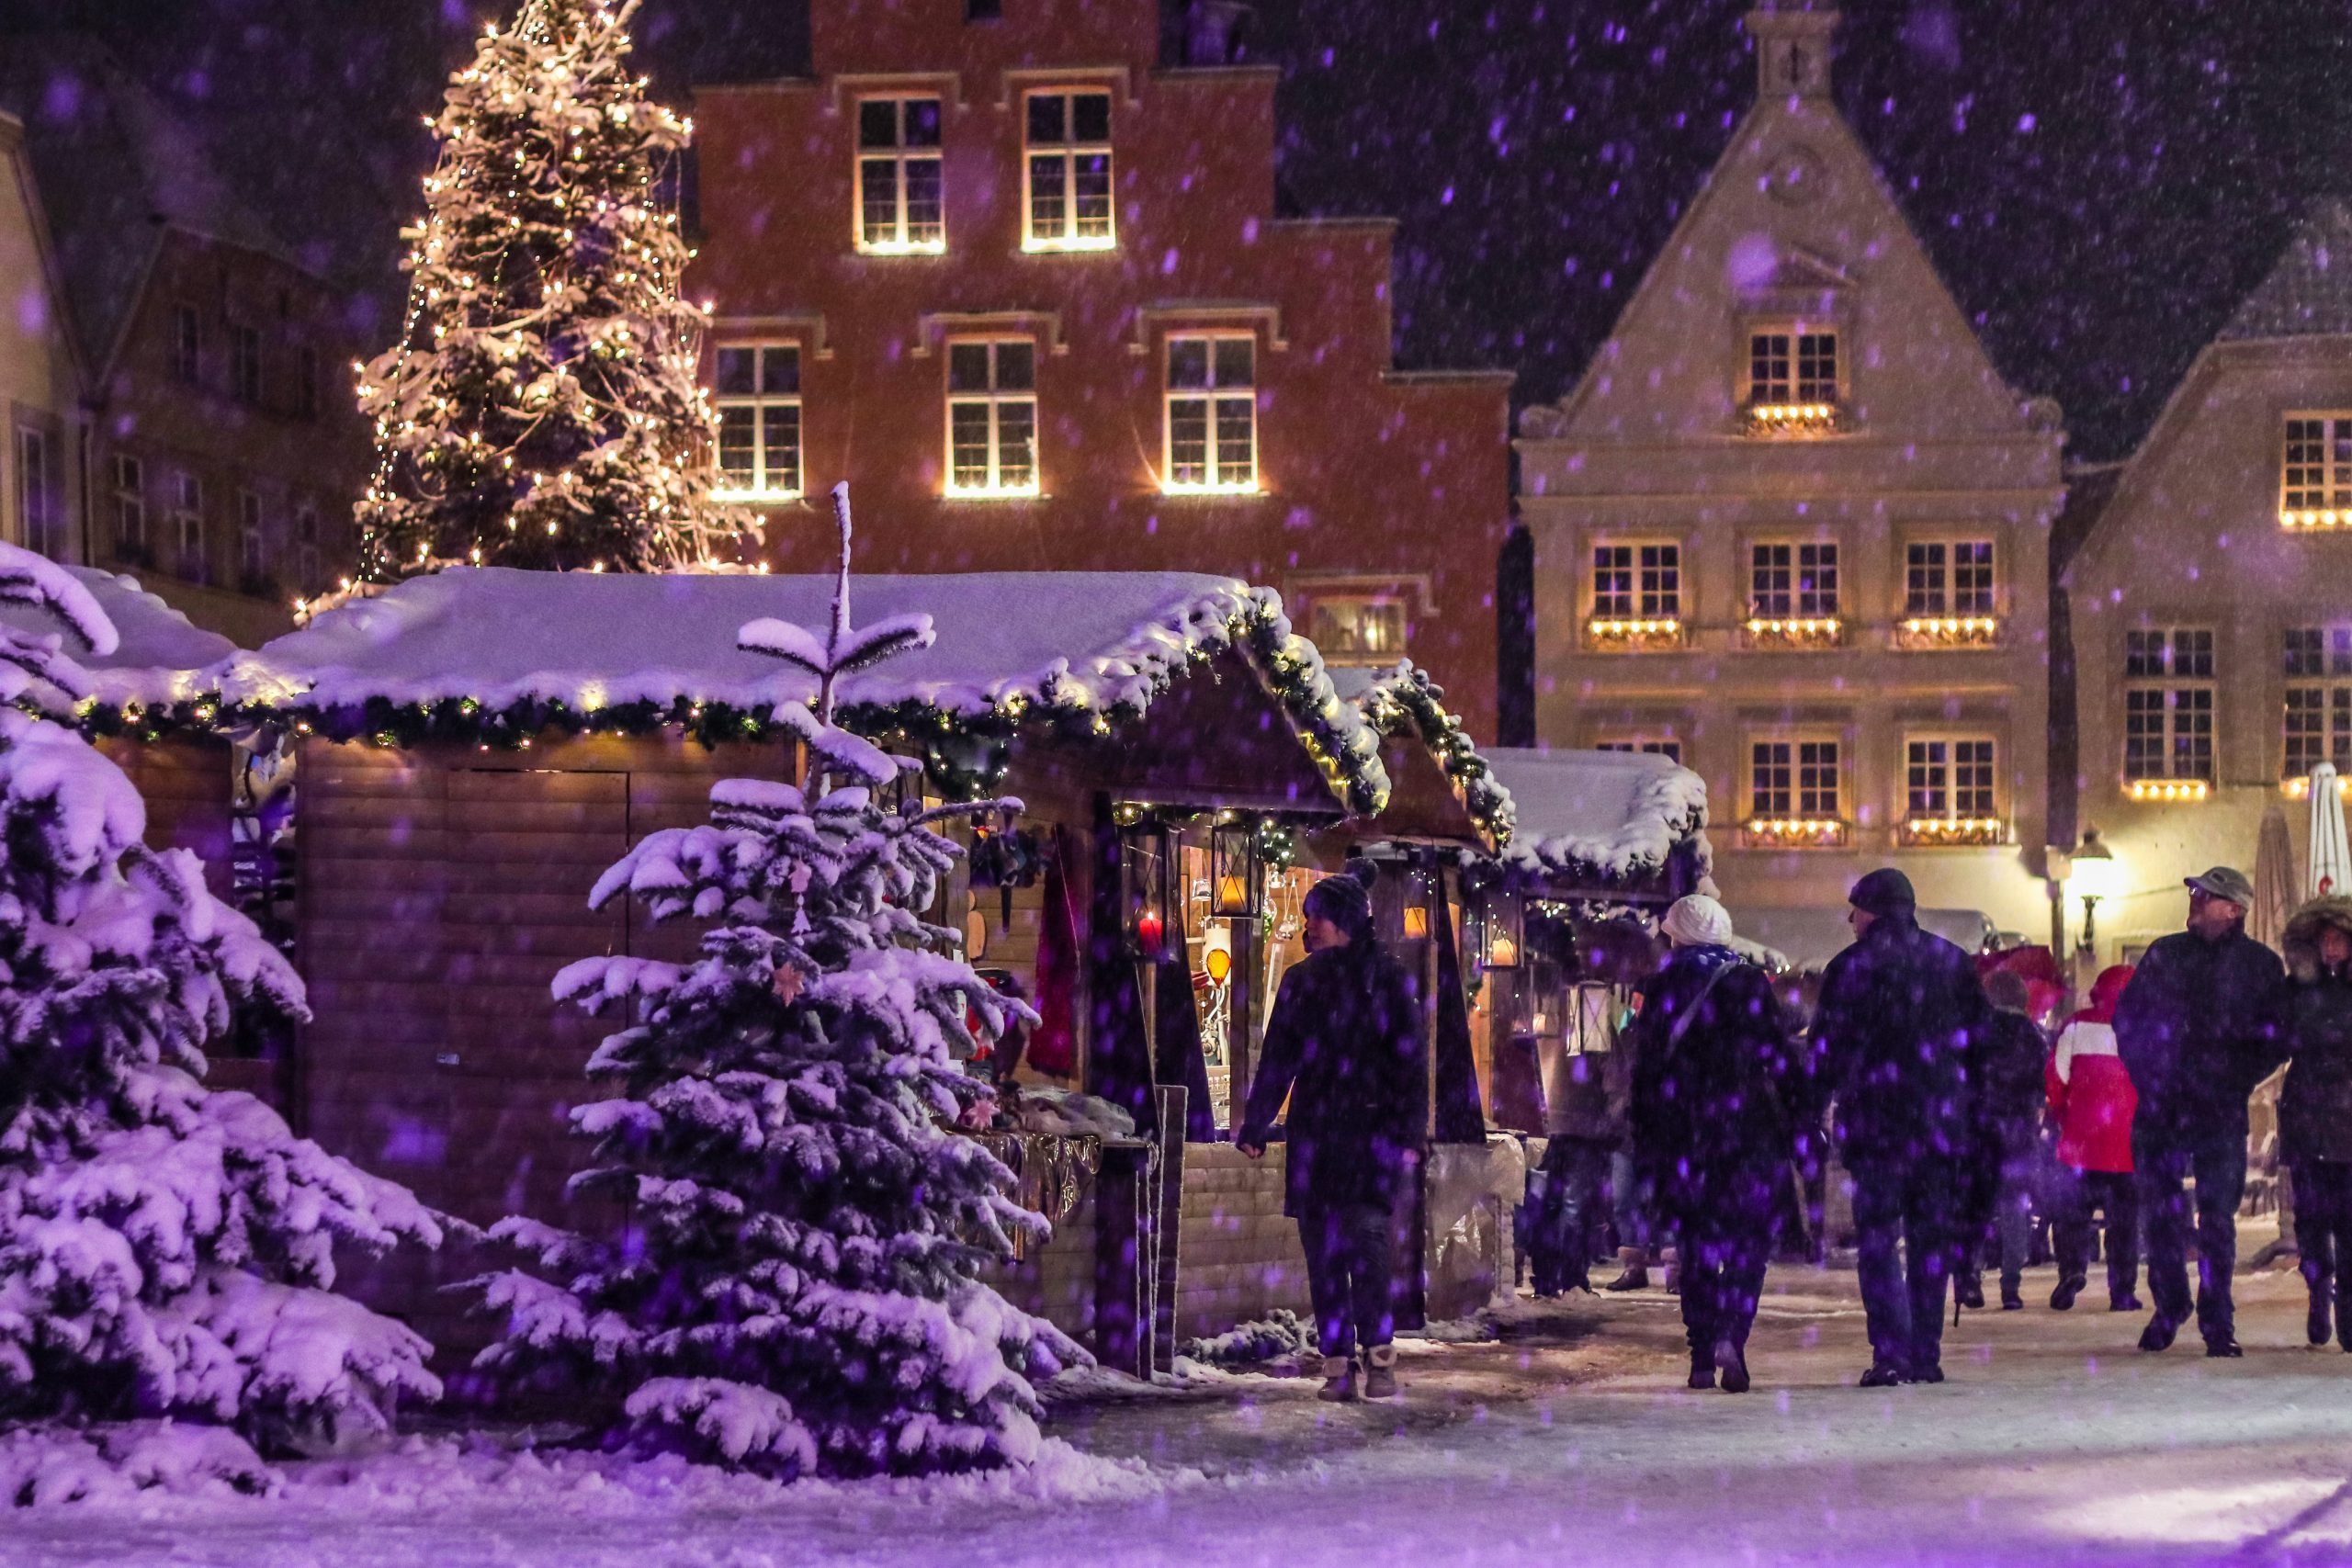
[353,0,755,580]
[1357,660,1514,852]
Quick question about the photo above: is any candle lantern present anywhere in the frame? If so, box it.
[1121,822,1172,959]
[1210,819,1261,918]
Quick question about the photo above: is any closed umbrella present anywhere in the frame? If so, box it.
[2255,804,2297,950]
[2312,761,2352,898]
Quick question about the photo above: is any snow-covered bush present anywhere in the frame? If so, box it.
[473,487,1086,1479]
[0,546,443,1464]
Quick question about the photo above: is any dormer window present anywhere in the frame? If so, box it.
[1023,90,1114,253]
[1746,326,1838,434]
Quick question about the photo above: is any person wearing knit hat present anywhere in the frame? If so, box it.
[1810,868,1991,1387]
[1625,893,1804,1393]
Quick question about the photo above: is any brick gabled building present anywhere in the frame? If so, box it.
[689,0,1512,738]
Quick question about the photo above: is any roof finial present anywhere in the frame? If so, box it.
[1745,3,1838,101]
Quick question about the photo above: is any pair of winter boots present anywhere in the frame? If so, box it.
[1317,1344,1398,1403]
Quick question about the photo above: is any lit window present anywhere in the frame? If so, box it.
[856,97,944,254]
[713,344,803,500]
[1165,335,1256,492]
[2123,627,2214,789]
[1596,737,1683,764]
[1306,594,1407,664]
[232,324,263,405]
[1750,542,1838,617]
[945,339,1037,496]
[111,454,146,557]
[294,504,322,596]
[1023,90,1114,252]
[171,305,200,384]
[171,471,206,583]
[2283,414,2352,525]
[1592,543,1679,620]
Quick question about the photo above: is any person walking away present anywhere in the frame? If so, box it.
[1960,970,2051,1312]
[2113,867,2286,1357]
[1629,896,1810,1393]
[2276,897,2352,1350]
[2046,964,2141,1312]
[1810,869,1988,1386]
[1238,868,1427,1402]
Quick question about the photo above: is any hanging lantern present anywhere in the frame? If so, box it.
[1122,822,1171,959]
[1211,819,1261,918]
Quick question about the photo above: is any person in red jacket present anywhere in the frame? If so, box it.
[2047,964,2143,1312]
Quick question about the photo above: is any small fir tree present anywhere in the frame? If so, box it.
[355,0,753,579]
[473,485,1086,1478]
[0,547,443,1461]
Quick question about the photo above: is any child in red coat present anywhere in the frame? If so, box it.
[2046,964,2142,1311]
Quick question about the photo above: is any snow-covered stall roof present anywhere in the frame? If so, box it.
[222,568,1388,814]
[1485,746,1710,893]
[1344,661,1515,853]
[1,567,237,709]
[1732,906,1998,975]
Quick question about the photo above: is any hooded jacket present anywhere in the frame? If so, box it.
[2047,964,2138,1173]
[2112,919,2285,1139]
[1808,910,1988,1167]
[2278,897,2352,1165]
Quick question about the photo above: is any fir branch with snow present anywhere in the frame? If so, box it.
[472,486,1086,1479]
[0,546,444,1474]
[354,0,755,579]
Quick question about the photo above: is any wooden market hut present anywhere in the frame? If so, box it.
[220,566,1393,1361]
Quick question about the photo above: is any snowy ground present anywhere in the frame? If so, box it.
[17,1225,2352,1566]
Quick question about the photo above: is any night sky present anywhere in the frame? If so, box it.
[4,0,2347,459]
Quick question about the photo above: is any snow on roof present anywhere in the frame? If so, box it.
[2221,198,2352,344]
[0,567,237,706]
[1486,746,1708,886]
[229,567,1389,811]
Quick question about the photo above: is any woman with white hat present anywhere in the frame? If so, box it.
[1627,894,1809,1392]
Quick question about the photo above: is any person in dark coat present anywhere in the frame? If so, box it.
[2277,896,2352,1350]
[2113,866,2286,1357]
[1238,867,1426,1403]
[1629,895,1810,1393]
[1959,969,2051,1312]
[1808,869,1988,1386]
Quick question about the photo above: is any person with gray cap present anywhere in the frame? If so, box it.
[2113,866,2286,1356]
[1808,868,1990,1386]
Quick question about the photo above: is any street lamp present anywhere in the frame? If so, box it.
[2072,826,2117,958]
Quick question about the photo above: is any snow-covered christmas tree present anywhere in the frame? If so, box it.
[0,546,443,1467]
[354,0,754,579]
[472,485,1086,1479]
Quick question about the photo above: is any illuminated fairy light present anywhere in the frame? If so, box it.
[2127,779,2210,803]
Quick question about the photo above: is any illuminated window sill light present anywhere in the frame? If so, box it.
[1021,236,1117,254]
[2284,774,2352,799]
[1899,817,2007,847]
[1745,615,1842,645]
[2127,779,2210,803]
[2281,508,2352,530]
[1898,615,2001,647]
[1746,401,1838,434]
[1742,818,1849,848]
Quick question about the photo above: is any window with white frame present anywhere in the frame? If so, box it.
[171,471,205,581]
[2284,414,2352,516]
[1306,593,1407,664]
[294,504,322,595]
[14,428,58,557]
[1750,542,1838,618]
[856,96,944,254]
[1747,328,1837,407]
[945,339,1037,496]
[1905,540,1997,616]
[238,490,266,582]
[2124,627,2214,784]
[1906,738,1998,819]
[1596,736,1684,764]
[1750,739,1841,819]
[231,324,263,405]
[1164,335,1256,491]
[1023,90,1114,251]
[171,305,200,384]
[713,344,803,499]
[111,454,145,555]
[1591,543,1679,620]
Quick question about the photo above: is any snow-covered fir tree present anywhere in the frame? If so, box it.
[474,486,1086,1479]
[0,547,443,1464]
[354,0,753,579]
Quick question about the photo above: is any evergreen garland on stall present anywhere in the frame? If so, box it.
[352,0,754,580]
[0,547,444,1480]
[470,487,1086,1478]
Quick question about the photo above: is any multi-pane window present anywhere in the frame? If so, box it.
[2283,415,2352,513]
[855,97,944,254]
[2123,626,2215,784]
[14,428,57,557]
[171,471,205,582]
[1023,90,1114,251]
[1165,335,1256,491]
[111,454,145,554]
[1750,739,1841,818]
[171,305,200,384]
[1597,737,1684,764]
[1306,595,1407,664]
[2284,626,2352,777]
[1905,540,1998,616]
[238,491,266,582]
[1907,739,1998,819]
[714,344,803,499]
[1748,330,1837,405]
[231,324,263,405]
[294,505,322,596]
[1750,542,1838,618]
[1591,543,1679,619]
[946,339,1037,495]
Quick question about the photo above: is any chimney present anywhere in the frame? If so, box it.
[1182,0,1253,66]
[1745,3,1838,101]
